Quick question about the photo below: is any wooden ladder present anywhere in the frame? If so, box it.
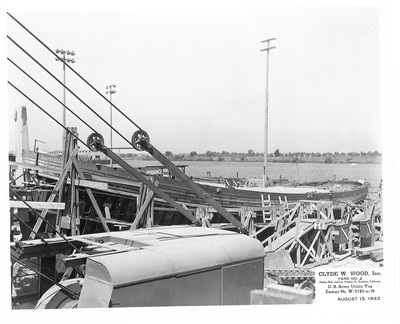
[261,194,272,222]
[279,196,289,212]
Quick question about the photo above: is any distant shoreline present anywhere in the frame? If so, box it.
[122,155,382,165]
[20,150,382,165]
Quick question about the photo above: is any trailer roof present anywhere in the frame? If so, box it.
[84,226,265,286]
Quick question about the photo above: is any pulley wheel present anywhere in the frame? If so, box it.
[131,130,150,151]
[87,132,104,152]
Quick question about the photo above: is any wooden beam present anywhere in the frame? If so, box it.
[9,201,65,210]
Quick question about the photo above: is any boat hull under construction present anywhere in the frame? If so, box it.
[35,160,369,208]
[159,178,369,207]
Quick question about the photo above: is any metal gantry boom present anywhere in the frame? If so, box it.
[86,133,199,226]
[88,132,248,234]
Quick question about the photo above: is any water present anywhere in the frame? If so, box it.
[128,160,382,190]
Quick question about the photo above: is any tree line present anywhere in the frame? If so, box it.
[118,149,381,160]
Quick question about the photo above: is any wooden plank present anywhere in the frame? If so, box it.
[9,201,65,210]
[302,256,332,269]
[9,161,61,174]
[33,168,109,190]
[269,227,297,251]
[70,179,109,191]
[80,217,131,226]
[88,175,141,188]
[371,251,383,262]
[354,246,383,256]
[334,251,351,261]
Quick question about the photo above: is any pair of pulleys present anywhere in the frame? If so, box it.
[87,130,149,152]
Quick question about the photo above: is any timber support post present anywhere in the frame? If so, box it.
[195,207,212,228]
[56,127,80,236]
[131,180,158,230]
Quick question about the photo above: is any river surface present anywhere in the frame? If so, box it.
[128,160,382,190]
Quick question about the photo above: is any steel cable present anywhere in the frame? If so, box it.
[8,81,89,150]
[11,210,65,256]
[8,57,100,137]
[9,187,81,252]
[7,35,134,148]
[11,255,80,301]
[7,11,144,132]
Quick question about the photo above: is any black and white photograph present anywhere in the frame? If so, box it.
[2,0,399,323]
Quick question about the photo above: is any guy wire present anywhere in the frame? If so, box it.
[7,12,144,132]
[9,187,81,252]
[8,57,99,136]
[11,255,80,301]
[8,81,89,150]
[7,35,133,148]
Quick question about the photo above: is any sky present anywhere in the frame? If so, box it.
[6,3,382,155]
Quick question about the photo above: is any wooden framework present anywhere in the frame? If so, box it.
[27,129,111,239]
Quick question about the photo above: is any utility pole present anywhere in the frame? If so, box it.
[55,49,75,163]
[260,38,276,187]
[106,84,116,167]
[55,49,75,129]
